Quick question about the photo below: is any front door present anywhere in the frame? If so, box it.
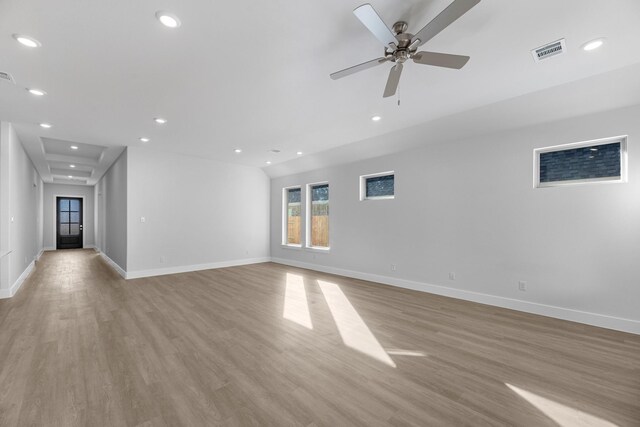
[56,197,83,249]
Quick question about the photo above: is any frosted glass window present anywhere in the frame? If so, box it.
[60,212,70,223]
[366,174,394,198]
[70,224,80,235]
[70,212,80,223]
[360,171,395,200]
[59,199,69,211]
[536,137,627,187]
[60,224,70,235]
[70,199,80,211]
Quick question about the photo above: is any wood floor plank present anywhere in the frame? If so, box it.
[0,249,638,426]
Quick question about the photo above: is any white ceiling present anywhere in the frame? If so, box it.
[1,0,640,183]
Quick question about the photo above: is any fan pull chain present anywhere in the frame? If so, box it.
[397,85,401,107]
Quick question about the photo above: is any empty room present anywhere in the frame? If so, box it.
[1,0,639,425]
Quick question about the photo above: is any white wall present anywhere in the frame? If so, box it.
[125,146,270,278]
[270,104,640,334]
[97,149,128,272]
[0,122,43,298]
[43,183,95,249]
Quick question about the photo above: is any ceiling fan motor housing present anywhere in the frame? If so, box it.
[386,25,416,63]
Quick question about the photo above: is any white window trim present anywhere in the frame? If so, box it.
[282,186,302,248]
[534,135,628,188]
[360,171,395,201]
[306,181,330,251]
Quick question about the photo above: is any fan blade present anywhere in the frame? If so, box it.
[383,63,403,98]
[412,0,480,47]
[330,57,389,80]
[412,51,470,69]
[353,4,398,50]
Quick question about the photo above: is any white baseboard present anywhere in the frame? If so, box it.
[0,260,35,299]
[98,251,127,279]
[43,246,56,251]
[125,257,272,280]
[36,248,44,261]
[271,258,640,335]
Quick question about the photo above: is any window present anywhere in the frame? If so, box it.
[360,171,394,200]
[535,136,627,187]
[307,183,329,249]
[283,187,301,245]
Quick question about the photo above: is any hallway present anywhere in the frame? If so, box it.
[0,250,639,426]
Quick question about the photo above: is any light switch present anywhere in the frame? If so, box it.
[140,216,146,223]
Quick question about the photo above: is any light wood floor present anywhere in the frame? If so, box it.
[0,250,638,426]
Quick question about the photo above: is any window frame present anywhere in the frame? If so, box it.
[534,135,628,188]
[282,186,302,248]
[306,181,330,251]
[360,171,395,201]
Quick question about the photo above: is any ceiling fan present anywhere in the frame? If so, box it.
[330,0,481,98]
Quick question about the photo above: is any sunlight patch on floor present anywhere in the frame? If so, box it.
[385,349,427,357]
[506,383,618,427]
[283,273,313,329]
[318,280,396,367]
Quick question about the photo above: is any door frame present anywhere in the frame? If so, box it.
[52,195,86,250]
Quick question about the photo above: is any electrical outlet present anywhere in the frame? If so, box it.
[449,272,456,280]
[518,281,527,291]
[391,264,397,271]
[140,216,146,223]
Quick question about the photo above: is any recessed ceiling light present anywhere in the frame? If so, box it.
[234,148,242,153]
[154,117,167,124]
[296,151,303,155]
[69,164,76,168]
[139,137,150,142]
[156,11,181,28]
[590,148,598,152]
[39,123,52,128]
[266,161,272,165]
[27,88,46,96]
[582,39,604,51]
[12,34,41,48]
[371,115,382,121]
[70,145,78,150]
[68,175,73,178]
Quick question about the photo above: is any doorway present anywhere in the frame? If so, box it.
[56,197,83,249]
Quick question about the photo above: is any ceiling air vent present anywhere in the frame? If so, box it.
[531,39,566,62]
[0,71,16,84]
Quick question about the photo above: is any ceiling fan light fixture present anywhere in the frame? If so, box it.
[39,122,52,128]
[371,115,382,121]
[154,117,167,124]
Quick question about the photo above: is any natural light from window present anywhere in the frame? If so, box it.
[283,273,313,329]
[506,384,618,427]
[385,349,426,357]
[318,280,395,367]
